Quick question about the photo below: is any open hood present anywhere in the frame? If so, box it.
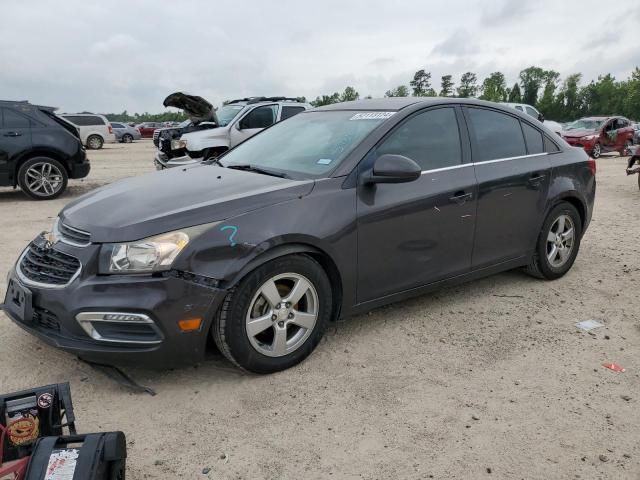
[163,92,218,124]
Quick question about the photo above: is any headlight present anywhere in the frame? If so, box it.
[99,225,214,274]
[171,139,187,150]
[581,135,597,141]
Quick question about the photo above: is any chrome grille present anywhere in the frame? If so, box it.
[57,222,90,246]
[18,243,81,286]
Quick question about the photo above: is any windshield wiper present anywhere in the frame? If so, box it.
[226,164,290,179]
[205,157,225,167]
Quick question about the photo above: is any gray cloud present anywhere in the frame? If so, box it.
[0,0,637,113]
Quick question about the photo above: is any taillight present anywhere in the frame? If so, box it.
[108,125,113,134]
[587,158,596,176]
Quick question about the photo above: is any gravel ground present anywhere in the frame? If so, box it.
[1,140,638,479]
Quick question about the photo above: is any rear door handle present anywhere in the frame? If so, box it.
[3,132,22,137]
[528,174,546,183]
[449,191,473,205]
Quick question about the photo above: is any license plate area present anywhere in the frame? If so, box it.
[5,279,33,323]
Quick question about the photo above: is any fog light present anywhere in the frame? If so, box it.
[178,318,202,332]
[75,312,163,344]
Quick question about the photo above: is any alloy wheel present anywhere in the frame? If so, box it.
[592,143,601,158]
[123,134,133,143]
[245,273,319,357]
[25,162,64,197]
[546,214,575,268]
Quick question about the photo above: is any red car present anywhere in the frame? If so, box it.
[561,116,634,158]
[136,122,163,138]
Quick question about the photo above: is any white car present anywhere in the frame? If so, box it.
[155,97,311,169]
[502,102,545,122]
[59,113,116,149]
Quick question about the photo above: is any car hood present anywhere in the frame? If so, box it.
[562,128,596,138]
[60,166,314,243]
[163,92,218,124]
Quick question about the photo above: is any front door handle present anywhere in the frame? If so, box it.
[449,191,473,205]
[3,132,22,137]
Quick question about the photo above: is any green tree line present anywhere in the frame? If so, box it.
[102,110,189,123]
[320,66,640,121]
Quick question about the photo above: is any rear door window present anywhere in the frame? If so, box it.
[3,108,30,129]
[376,107,462,171]
[525,106,539,118]
[466,108,527,162]
[280,106,306,121]
[515,106,524,112]
[522,122,544,154]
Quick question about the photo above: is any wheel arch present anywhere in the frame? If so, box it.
[13,148,70,185]
[547,193,587,230]
[226,243,344,322]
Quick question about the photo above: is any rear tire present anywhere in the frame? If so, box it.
[526,202,582,280]
[591,142,601,158]
[18,157,68,200]
[122,134,133,143]
[212,254,332,373]
[87,135,104,150]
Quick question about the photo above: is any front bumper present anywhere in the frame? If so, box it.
[154,151,201,170]
[563,137,595,152]
[3,239,226,368]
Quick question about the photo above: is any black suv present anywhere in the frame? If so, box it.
[0,101,90,200]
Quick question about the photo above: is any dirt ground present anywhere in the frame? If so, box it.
[1,140,638,479]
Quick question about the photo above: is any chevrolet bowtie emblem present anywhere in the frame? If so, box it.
[43,231,57,249]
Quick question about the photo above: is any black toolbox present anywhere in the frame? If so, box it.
[24,432,126,480]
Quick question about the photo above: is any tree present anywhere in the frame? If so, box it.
[536,70,560,117]
[311,92,340,107]
[519,66,546,106]
[439,75,454,97]
[508,82,522,102]
[410,69,432,96]
[457,72,478,98]
[385,85,409,97]
[339,86,360,102]
[479,72,507,102]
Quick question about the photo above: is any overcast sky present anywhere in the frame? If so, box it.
[2,0,638,113]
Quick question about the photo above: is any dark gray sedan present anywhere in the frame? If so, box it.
[4,98,596,373]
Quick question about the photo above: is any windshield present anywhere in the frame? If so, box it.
[216,105,244,126]
[565,119,604,131]
[220,111,390,178]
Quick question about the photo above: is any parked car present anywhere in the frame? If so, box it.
[155,97,311,169]
[136,122,163,138]
[58,113,116,150]
[561,116,635,158]
[4,98,595,373]
[542,120,563,135]
[632,122,640,144]
[110,122,141,143]
[152,92,219,161]
[0,100,90,199]
[502,102,545,122]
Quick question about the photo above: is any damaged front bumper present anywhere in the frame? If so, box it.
[154,151,202,171]
[3,238,226,368]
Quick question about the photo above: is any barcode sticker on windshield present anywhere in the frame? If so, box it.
[349,112,395,120]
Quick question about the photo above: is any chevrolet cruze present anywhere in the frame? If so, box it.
[3,98,596,373]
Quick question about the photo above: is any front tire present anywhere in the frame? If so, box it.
[87,135,104,150]
[18,157,68,200]
[212,255,332,373]
[591,142,601,158]
[526,202,582,280]
[123,134,133,143]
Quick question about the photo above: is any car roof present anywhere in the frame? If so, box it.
[313,97,526,112]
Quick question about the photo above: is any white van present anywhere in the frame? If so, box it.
[59,113,116,149]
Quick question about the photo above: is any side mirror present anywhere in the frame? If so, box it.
[364,154,421,184]
[538,113,545,122]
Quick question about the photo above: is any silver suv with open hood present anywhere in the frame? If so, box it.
[154,96,310,170]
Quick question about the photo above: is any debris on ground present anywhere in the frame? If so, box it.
[602,362,626,373]
[575,320,604,332]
